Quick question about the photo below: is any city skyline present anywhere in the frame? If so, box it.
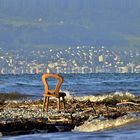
[0,46,140,74]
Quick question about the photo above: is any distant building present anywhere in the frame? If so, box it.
[118,67,129,73]
[99,55,104,62]
[135,65,140,73]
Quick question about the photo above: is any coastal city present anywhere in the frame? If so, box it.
[0,46,140,74]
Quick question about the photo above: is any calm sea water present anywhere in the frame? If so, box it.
[0,73,140,96]
[0,73,140,140]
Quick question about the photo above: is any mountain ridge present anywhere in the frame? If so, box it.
[0,0,140,51]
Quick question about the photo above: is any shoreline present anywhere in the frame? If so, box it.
[0,92,34,101]
[0,92,140,136]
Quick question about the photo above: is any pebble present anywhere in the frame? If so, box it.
[0,107,48,121]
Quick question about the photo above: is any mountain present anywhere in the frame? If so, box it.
[0,0,140,50]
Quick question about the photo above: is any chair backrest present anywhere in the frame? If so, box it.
[42,74,63,96]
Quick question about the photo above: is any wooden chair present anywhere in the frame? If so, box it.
[42,73,66,112]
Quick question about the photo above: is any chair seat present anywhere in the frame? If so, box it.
[59,92,66,97]
[44,92,66,98]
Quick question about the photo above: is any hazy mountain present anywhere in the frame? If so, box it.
[0,0,140,50]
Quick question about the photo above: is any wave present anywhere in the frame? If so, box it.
[16,81,41,87]
[74,114,140,132]
[65,91,137,102]
[61,90,75,98]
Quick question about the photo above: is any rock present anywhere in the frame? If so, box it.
[0,132,2,137]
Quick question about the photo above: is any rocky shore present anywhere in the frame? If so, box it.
[0,92,140,136]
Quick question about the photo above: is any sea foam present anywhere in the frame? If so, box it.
[74,114,140,132]
[64,91,136,102]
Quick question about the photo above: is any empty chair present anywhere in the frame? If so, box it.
[42,73,66,112]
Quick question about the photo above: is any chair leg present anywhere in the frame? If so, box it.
[42,96,46,112]
[62,96,65,112]
[45,97,49,112]
[58,97,60,112]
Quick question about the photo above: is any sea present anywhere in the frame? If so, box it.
[0,73,140,140]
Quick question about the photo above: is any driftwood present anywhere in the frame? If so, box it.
[117,101,140,106]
